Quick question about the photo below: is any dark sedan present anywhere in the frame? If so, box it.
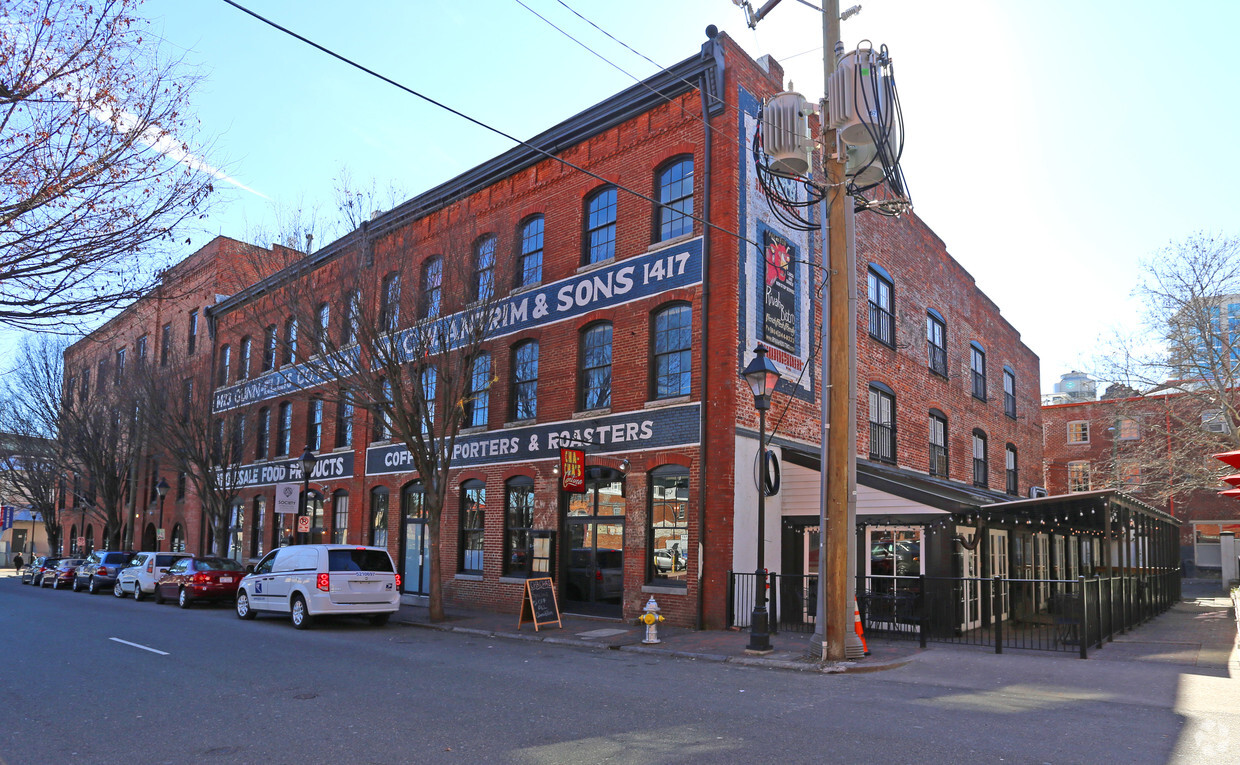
[154,556,247,608]
[41,558,86,589]
[26,557,64,587]
[73,550,135,594]
[20,556,51,585]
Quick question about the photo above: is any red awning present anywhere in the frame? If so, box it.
[1219,488,1240,497]
[1214,450,1240,469]
[1222,474,1240,487]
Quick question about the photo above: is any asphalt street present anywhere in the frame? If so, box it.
[1,577,1236,765]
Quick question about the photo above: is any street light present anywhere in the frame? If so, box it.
[155,478,169,552]
[741,345,781,653]
[298,446,317,545]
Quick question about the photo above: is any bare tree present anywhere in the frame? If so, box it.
[0,340,65,551]
[0,0,216,330]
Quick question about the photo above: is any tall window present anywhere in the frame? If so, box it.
[331,491,349,544]
[474,236,495,302]
[218,345,231,386]
[307,399,323,451]
[136,336,147,366]
[251,497,266,558]
[422,257,442,319]
[1117,418,1140,440]
[160,323,172,366]
[503,477,534,577]
[972,429,988,488]
[649,465,690,584]
[459,480,485,574]
[1003,367,1016,419]
[519,216,543,287]
[284,317,298,365]
[256,407,270,460]
[97,359,106,391]
[927,309,947,377]
[1067,461,1091,493]
[188,309,198,355]
[868,266,894,346]
[465,353,491,428]
[422,366,437,431]
[581,322,612,410]
[373,378,392,441]
[381,272,401,332]
[238,337,252,380]
[115,348,126,383]
[584,186,617,265]
[653,304,691,399]
[868,384,896,464]
[370,487,389,547]
[511,341,538,421]
[277,402,292,456]
[342,290,360,346]
[1067,421,1090,444]
[1005,444,1018,496]
[316,303,330,355]
[656,157,693,241]
[929,410,948,478]
[263,325,277,371]
[336,398,354,448]
[970,342,987,401]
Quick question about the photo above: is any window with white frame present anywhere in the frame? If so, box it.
[1067,461,1091,492]
[1067,420,1090,444]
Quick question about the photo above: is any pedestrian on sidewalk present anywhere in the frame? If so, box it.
[13,553,23,572]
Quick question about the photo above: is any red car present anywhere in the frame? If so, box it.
[42,558,86,589]
[154,556,247,608]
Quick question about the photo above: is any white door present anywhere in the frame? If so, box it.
[955,526,981,632]
[988,529,1009,620]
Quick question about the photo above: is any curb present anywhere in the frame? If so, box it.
[394,616,918,673]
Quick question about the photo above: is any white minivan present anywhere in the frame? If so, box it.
[235,544,399,629]
[115,551,193,600]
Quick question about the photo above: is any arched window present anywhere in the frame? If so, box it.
[474,236,496,302]
[648,465,690,584]
[972,429,988,488]
[238,337,252,381]
[218,345,231,386]
[316,302,331,355]
[519,216,544,287]
[580,322,612,410]
[584,186,617,265]
[276,402,292,456]
[402,481,426,520]
[263,325,277,371]
[465,353,491,428]
[421,257,442,319]
[652,303,691,399]
[336,396,354,449]
[342,290,360,346]
[372,378,393,441]
[459,479,486,574]
[1005,444,1018,496]
[655,157,693,241]
[970,342,987,401]
[284,317,298,365]
[929,409,948,478]
[926,309,947,377]
[1003,366,1016,418]
[307,399,323,451]
[380,273,401,331]
[867,265,894,347]
[868,382,896,464]
[370,487,389,548]
[511,341,538,421]
[503,476,534,577]
[256,407,270,460]
[170,523,184,553]
[331,490,349,544]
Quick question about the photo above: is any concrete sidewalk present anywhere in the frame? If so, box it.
[393,578,1239,676]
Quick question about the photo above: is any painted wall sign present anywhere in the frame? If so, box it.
[560,448,585,492]
[365,403,700,475]
[761,230,798,353]
[213,238,703,413]
[221,452,355,489]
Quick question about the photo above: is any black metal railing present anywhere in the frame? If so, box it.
[928,344,947,377]
[726,569,1182,656]
[869,302,894,346]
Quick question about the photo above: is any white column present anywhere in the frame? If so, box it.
[1220,531,1237,590]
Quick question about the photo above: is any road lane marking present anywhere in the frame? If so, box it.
[109,637,169,656]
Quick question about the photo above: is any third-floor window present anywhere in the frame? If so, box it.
[868,266,894,347]
[927,310,947,377]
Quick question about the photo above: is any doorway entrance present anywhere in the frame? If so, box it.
[401,482,430,597]
[561,468,625,617]
[780,518,819,627]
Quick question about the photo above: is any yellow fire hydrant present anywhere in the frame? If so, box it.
[639,596,664,644]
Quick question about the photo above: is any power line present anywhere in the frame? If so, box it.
[218,0,762,253]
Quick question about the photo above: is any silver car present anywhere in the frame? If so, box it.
[115,552,194,600]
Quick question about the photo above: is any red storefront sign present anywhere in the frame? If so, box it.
[560,448,585,492]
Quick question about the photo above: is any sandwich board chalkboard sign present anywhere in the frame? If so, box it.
[518,577,561,631]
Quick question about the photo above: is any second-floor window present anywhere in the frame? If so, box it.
[218,345,230,386]
[970,342,987,401]
[929,410,948,478]
[868,266,894,346]
[256,407,269,460]
[263,325,277,371]
[465,354,491,429]
[115,348,125,383]
[336,399,354,449]
[316,303,330,355]
[1003,367,1016,418]
[972,430,988,488]
[160,323,172,366]
[474,237,495,303]
[581,323,612,410]
[307,399,323,451]
[512,341,538,421]
[1067,420,1090,444]
[422,257,442,319]
[277,402,291,456]
[1068,461,1091,493]
[653,304,691,399]
[188,309,198,355]
[238,337,252,381]
[1005,444,1018,496]
[868,384,896,464]
[927,310,947,377]
[284,318,297,365]
[519,217,543,287]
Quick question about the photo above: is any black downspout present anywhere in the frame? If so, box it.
[695,68,714,631]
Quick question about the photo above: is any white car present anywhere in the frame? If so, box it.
[234,544,399,629]
[115,552,194,601]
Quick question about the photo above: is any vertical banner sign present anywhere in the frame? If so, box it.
[560,448,585,492]
[274,482,301,514]
[762,230,797,353]
[1,506,12,531]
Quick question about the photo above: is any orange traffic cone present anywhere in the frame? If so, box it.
[853,597,869,656]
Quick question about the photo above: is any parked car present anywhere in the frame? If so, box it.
[154,556,246,608]
[234,544,400,629]
[653,548,687,573]
[27,556,64,587]
[20,556,51,585]
[115,552,193,600]
[42,558,86,589]
[73,550,135,594]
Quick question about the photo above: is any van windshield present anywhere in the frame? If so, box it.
[327,550,394,573]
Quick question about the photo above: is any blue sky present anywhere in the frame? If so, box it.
[140,0,1240,393]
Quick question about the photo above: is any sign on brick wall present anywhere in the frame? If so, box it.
[221,452,355,489]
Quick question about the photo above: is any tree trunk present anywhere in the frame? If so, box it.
[427,502,444,622]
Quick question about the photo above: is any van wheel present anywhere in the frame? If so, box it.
[290,595,312,630]
[369,613,390,627]
[177,587,192,609]
[133,586,144,602]
[113,581,124,598]
[236,591,256,620]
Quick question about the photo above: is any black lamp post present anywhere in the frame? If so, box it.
[298,446,317,545]
[155,478,169,552]
[741,345,781,653]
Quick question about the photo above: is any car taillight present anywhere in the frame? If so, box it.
[99,566,109,576]
[316,573,330,592]
[193,573,209,584]
[395,574,401,587]
[146,561,153,574]
[596,570,603,581]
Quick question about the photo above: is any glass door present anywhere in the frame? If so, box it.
[864,526,922,632]
[562,472,625,617]
[988,529,1009,619]
[401,483,430,597]
[955,525,982,632]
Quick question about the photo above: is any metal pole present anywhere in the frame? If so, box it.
[157,494,165,552]
[748,407,772,652]
[299,472,310,546]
